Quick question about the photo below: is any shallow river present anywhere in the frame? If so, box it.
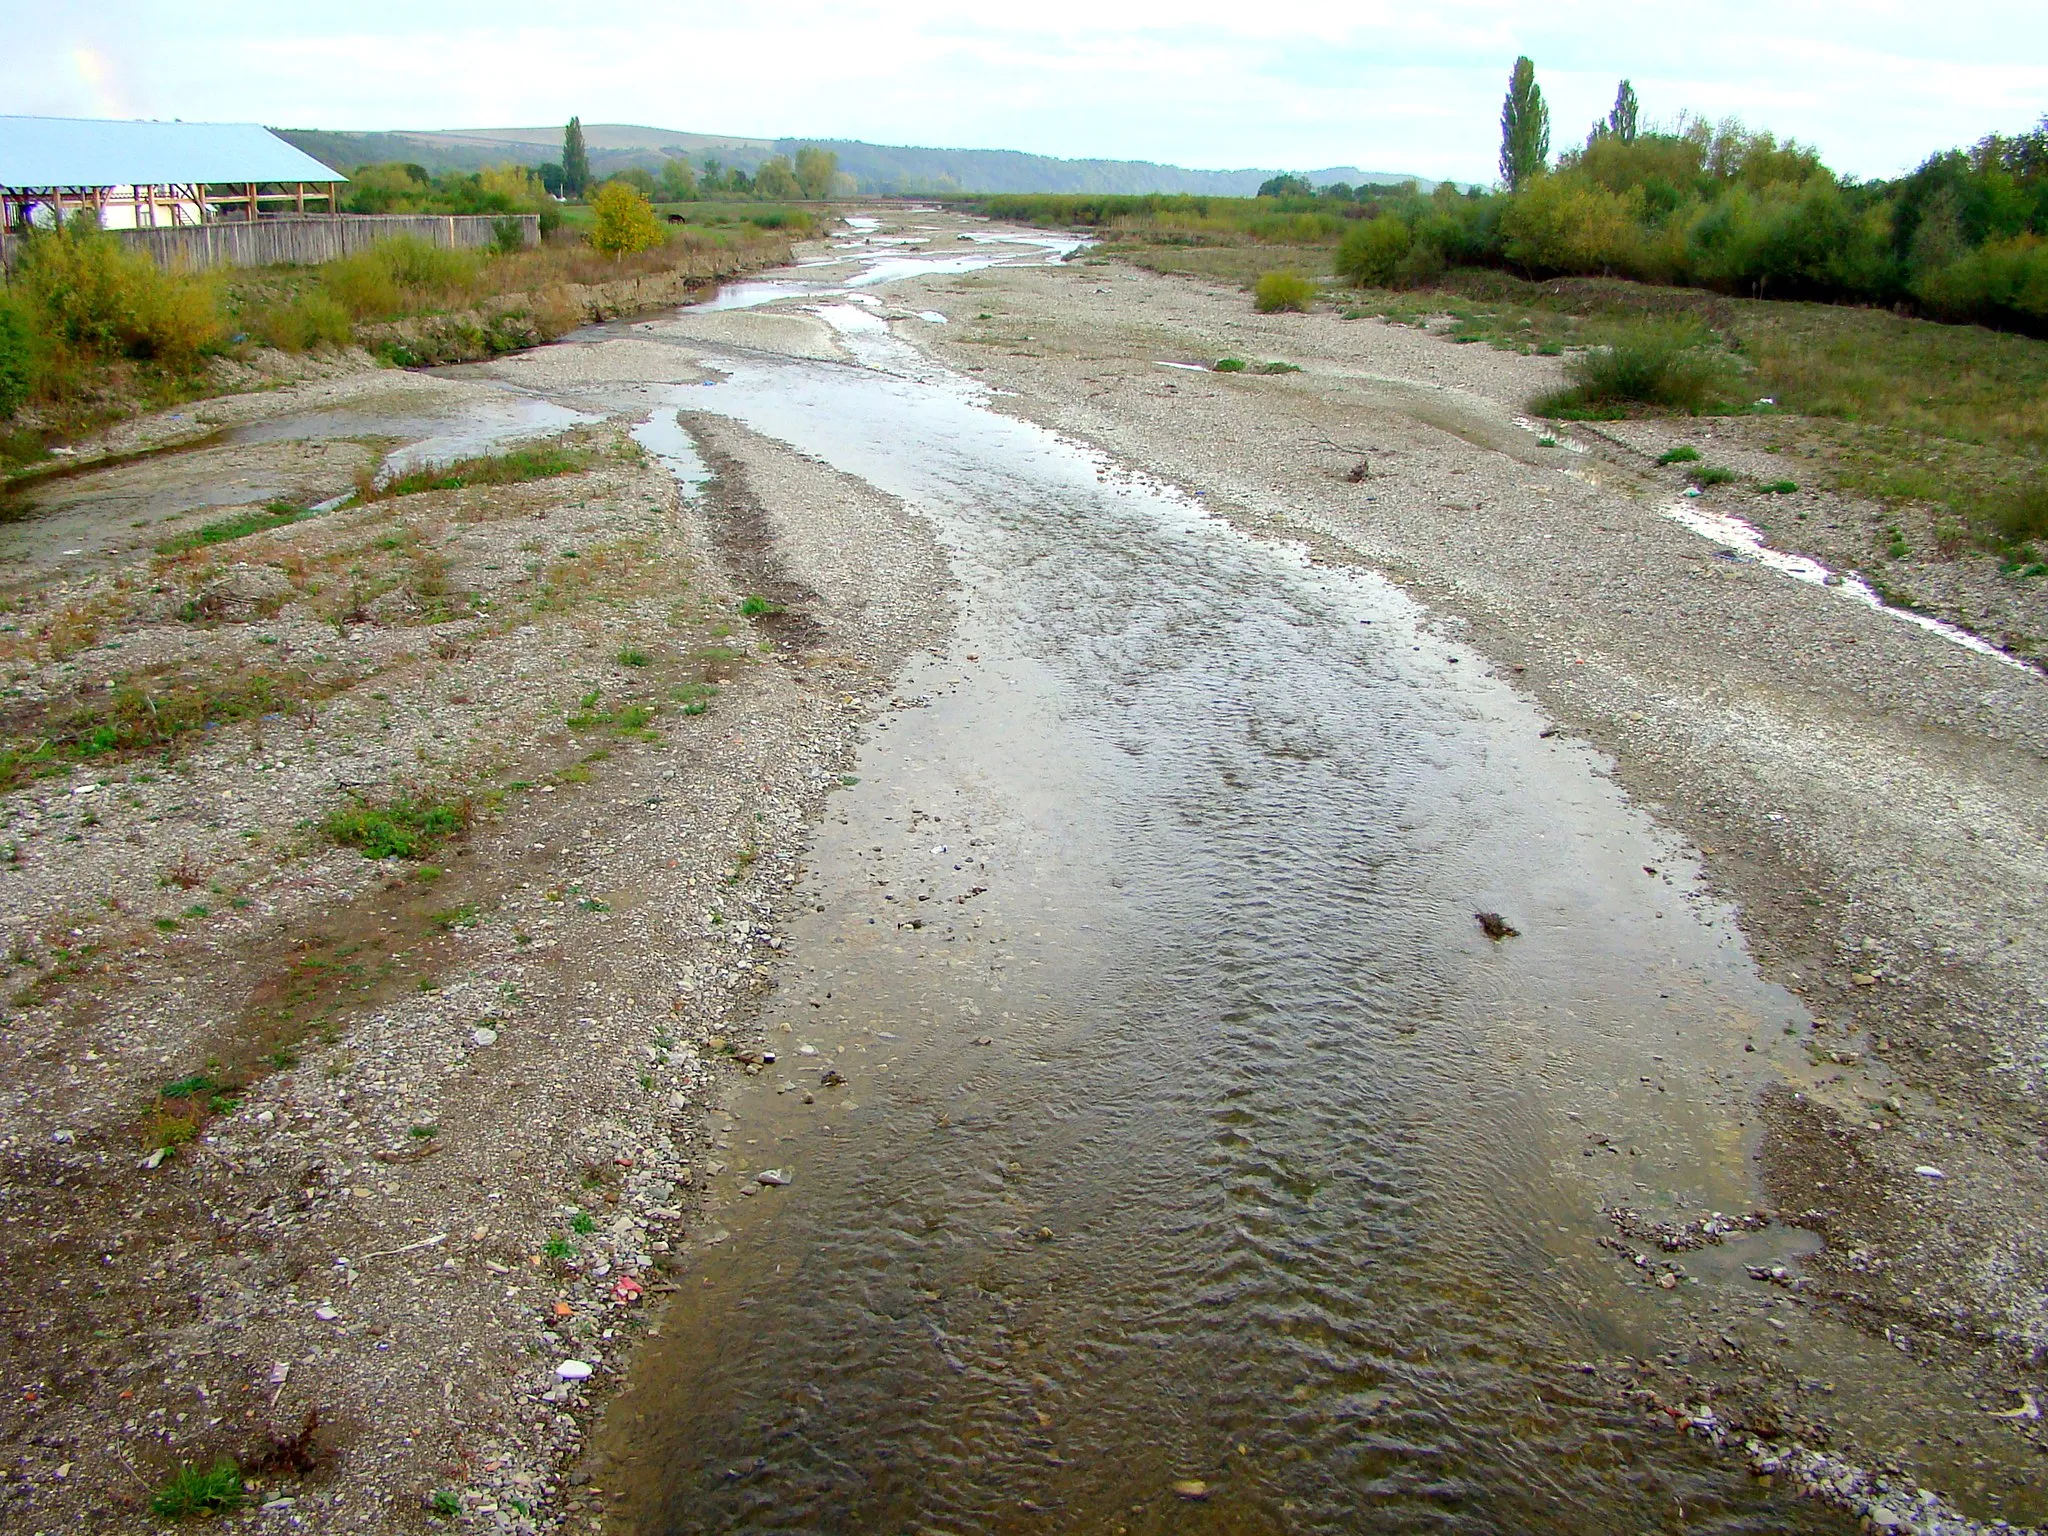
[531,269,1901,1531]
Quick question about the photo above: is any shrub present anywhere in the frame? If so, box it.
[1656,445,1701,464]
[1537,319,1733,416]
[320,250,401,318]
[12,222,221,365]
[0,293,34,418]
[1993,480,2048,545]
[1688,464,1739,487]
[260,292,352,352]
[1212,357,1248,372]
[1335,216,1413,287]
[1253,270,1316,312]
[590,183,666,260]
[1915,235,2048,331]
[1500,173,1638,275]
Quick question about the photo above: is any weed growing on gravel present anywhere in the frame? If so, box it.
[430,1490,462,1519]
[615,645,653,667]
[570,1211,596,1233]
[160,1073,221,1099]
[737,594,783,617]
[155,501,315,556]
[543,1236,574,1261]
[322,795,469,860]
[1688,465,1739,488]
[1212,358,1247,372]
[0,669,324,792]
[673,682,716,716]
[1763,479,1800,494]
[150,1459,246,1518]
[1656,445,1701,465]
[1256,361,1303,374]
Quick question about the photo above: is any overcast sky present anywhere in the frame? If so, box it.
[5,1,2045,184]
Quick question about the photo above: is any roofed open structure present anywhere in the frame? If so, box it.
[0,115,347,230]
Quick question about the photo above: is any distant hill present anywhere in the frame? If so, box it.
[271,124,1444,196]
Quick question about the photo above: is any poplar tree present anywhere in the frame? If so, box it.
[1499,57,1550,191]
[562,117,591,198]
[1607,80,1640,144]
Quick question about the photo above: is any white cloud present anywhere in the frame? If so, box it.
[1,0,2042,181]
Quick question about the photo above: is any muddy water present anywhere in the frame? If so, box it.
[571,339,1897,1532]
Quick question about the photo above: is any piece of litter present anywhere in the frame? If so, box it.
[757,1168,791,1187]
[556,1360,593,1381]
[1914,1165,1945,1178]
[611,1275,645,1303]
[1173,1479,1209,1500]
[472,1027,498,1047]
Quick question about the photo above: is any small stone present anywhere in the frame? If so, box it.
[556,1359,594,1381]
[1172,1479,1209,1500]
[757,1169,791,1187]
[1913,1165,1944,1179]
[1850,973,1878,987]
[313,1305,338,1321]
[473,1027,499,1047]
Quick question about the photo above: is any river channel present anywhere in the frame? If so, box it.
[489,238,1917,1533]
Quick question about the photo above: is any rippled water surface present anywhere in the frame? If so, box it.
[577,338,1875,1533]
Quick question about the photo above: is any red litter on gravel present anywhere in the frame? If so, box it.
[611,1275,645,1303]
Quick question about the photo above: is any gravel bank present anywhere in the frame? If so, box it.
[0,349,951,1529]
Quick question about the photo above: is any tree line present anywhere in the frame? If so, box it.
[1261,64,2048,335]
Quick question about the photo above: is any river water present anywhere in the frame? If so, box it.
[532,250,1906,1532]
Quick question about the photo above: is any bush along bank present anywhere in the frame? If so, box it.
[0,211,798,469]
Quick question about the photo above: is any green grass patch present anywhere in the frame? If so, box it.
[1212,358,1247,373]
[1656,445,1701,465]
[366,443,593,502]
[322,794,470,860]
[154,500,314,555]
[615,645,653,667]
[737,594,783,617]
[150,1459,245,1518]
[1762,479,1800,494]
[1688,465,1740,487]
[1256,361,1304,374]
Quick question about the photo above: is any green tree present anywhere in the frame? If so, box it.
[1258,173,1315,198]
[658,155,698,202]
[1608,80,1640,144]
[753,157,802,200]
[589,181,664,259]
[793,146,838,200]
[1499,57,1551,191]
[562,117,591,198]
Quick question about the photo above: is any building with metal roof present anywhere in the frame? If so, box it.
[0,115,346,230]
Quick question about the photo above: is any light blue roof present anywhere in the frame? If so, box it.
[0,116,346,189]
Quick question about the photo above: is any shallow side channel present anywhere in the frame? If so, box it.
[595,352,1855,1534]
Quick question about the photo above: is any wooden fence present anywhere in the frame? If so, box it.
[0,213,540,274]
